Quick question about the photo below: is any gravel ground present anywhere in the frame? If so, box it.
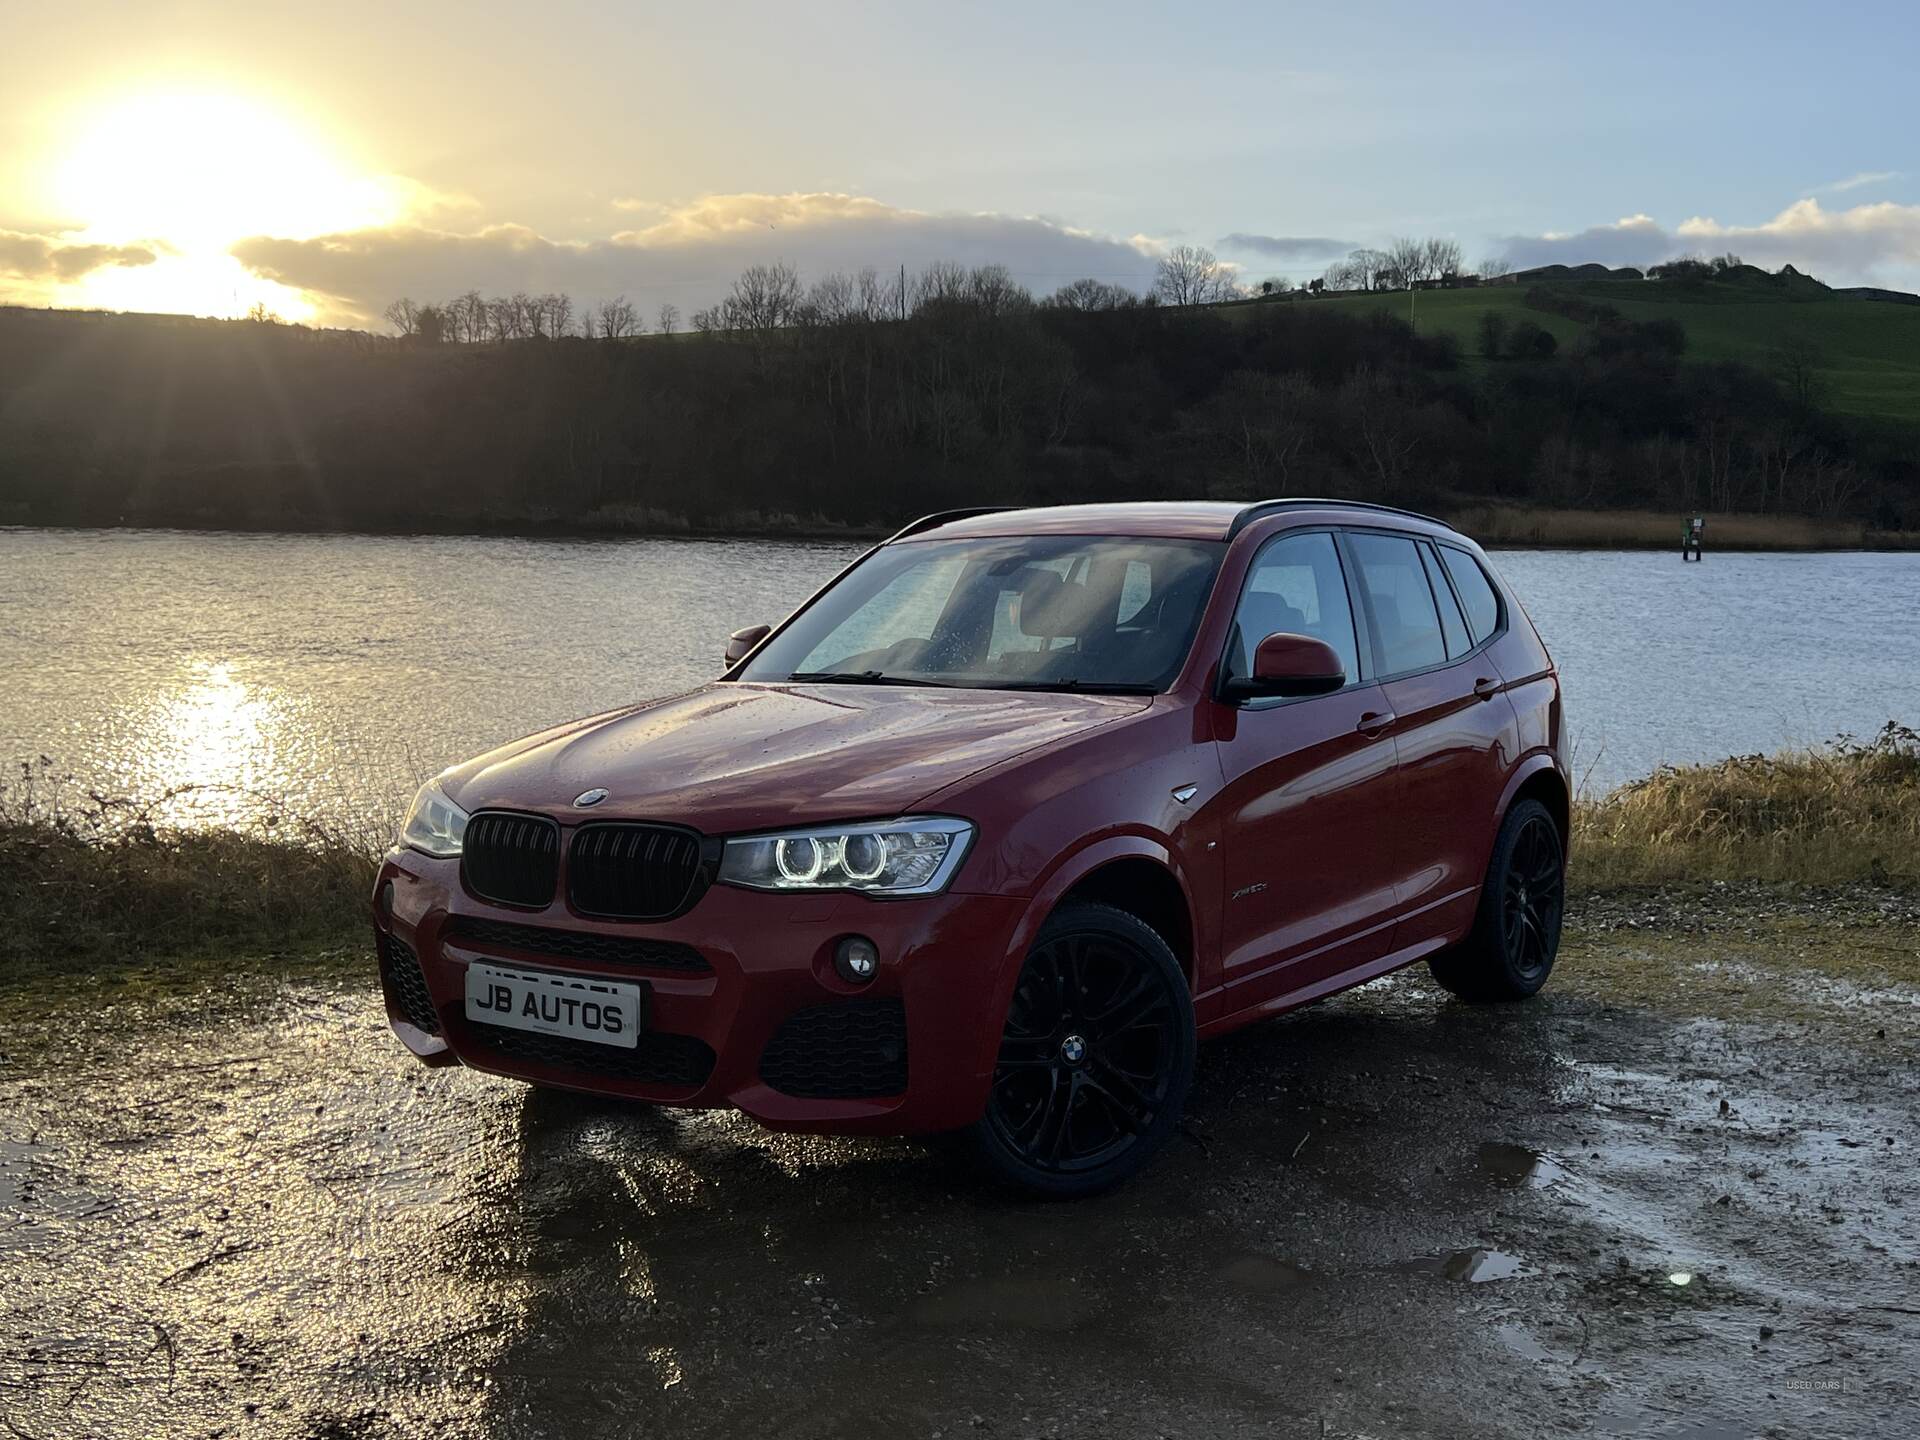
[2,897,1917,1440]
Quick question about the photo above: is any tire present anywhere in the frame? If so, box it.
[1428,797,1566,1003]
[970,901,1196,1199]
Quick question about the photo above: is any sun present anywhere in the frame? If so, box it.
[46,89,401,320]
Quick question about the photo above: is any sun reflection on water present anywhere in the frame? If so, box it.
[131,661,286,827]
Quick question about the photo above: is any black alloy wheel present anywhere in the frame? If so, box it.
[1429,796,1566,1002]
[1502,810,1565,984]
[972,902,1195,1197]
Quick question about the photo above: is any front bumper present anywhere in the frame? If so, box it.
[371,850,1030,1135]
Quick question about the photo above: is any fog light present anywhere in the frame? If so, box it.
[378,880,396,919]
[834,935,880,984]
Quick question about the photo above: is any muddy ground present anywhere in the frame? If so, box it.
[3,891,1916,1440]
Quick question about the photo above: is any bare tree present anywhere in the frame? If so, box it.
[1479,255,1514,283]
[446,290,487,343]
[1423,237,1464,283]
[1384,237,1428,290]
[723,262,802,332]
[1323,248,1387,293]
[382,298,421,337]
[909,260,973,313]
[966,264,1032,317]
[1154,245,1234,306]
[803,271,859,326]
[538,293,574,338]
[1049,278,1132,311]
[657,302,679,336]
[597,295,640,339]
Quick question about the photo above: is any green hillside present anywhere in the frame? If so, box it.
[1238,280,1920,423]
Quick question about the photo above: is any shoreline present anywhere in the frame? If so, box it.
[7,505,1920,552]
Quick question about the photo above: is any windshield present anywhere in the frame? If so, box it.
[739,535,1225,693]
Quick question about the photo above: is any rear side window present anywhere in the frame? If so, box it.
[1439,545,1502,644]
[1228,531,1361,687]
[1346,532,1447,676]
[1419,542,1472,658]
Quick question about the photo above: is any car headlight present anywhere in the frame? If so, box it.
[399,780,470,858]
[718,817,974,896]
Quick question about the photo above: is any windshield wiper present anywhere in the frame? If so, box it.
[785,670,958,688]
[985,679,1160,695]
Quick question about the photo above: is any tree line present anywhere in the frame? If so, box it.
[372,236,1496,347]
[1,256,1912,535]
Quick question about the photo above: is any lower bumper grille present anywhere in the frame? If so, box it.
[759,1000,908,1099]
[445,916,711,973]
[466,1023,716,1088]
[379,931,440,1035]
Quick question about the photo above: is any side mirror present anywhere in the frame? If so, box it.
[724,623,771,669]
[1223,632,1345,701]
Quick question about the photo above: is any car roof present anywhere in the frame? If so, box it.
[898,500,1456,544]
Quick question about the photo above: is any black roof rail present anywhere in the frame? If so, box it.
[884,507,1014,542]
[1227,497,1455,538]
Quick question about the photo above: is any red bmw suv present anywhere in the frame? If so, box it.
[375,499,1567,1196]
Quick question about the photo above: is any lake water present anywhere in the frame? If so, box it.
[3,528,1917,830]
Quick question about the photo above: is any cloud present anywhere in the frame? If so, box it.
[1496,199,1920,283]
[1822,170,1900,194]
[231,192,1165,325]
[1677,198,1920,275]
[1217,233,1360,262]
[1494,214,1672,270]
[0,229,157,281]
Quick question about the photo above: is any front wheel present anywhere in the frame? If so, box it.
[1429,797,1566,1002]
[970,902,1196,1199]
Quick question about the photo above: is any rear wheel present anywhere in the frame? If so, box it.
[1429,797,1565,1003]
[971,902,1195,1198]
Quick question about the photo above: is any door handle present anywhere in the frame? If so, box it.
[1356,710,1396,738]
[1472,677,1502,702]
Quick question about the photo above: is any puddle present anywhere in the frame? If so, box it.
[1401,1247,1531,1283]
[1215,1251,1314,1293]
[1477,1142,1570,1189]
[1494,1321,1553,1364]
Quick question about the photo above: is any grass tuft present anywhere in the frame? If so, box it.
[1572,722,1920,890]
[0,760,377,983]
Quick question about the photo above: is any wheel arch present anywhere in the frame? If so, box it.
[1053,858,1196,989]
[1502,755,1571,850]
[967,837,1199,1085]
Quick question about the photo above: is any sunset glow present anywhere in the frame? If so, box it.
[45,90,402,318]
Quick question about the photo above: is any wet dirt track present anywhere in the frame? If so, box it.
[4,928,1917,1440]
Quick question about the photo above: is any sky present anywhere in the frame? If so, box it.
[3,0,1918,327]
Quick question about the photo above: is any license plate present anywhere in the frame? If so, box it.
[464,963,644,1049]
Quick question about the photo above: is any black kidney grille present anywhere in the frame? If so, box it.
[378,930,440,1035]
[466,1023,716,1089]
[444,916,711,973]
[569,823,706,920]
[759,999,908,1099]
[462,811,560,908]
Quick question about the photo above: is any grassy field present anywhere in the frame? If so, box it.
[1236,280,1920,423]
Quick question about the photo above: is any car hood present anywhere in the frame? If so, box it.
[440,682,1150,833]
